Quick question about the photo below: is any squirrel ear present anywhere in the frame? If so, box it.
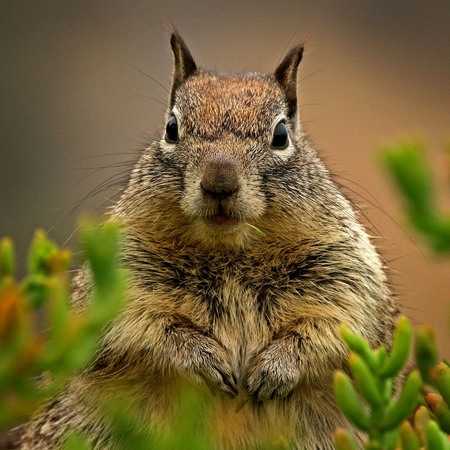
[170,31,197,107]
[273,44,304,119]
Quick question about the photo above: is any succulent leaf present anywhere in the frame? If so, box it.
[382,370,421,430]
[425,393,450,433]
[340,324,378,371]
[399,421,421,450]
[425,420,450,450]
[415,325,439,387]
[435,363,450,406]
[334,427,360,450]
[348,353,383,407]
[380,316,412,378]
[334,371,370,431]
[0,238,15,277]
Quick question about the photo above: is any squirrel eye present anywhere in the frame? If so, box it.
[165,115,178,143]
[271,121,289,149]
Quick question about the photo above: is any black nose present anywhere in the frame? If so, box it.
[201,157,240,200]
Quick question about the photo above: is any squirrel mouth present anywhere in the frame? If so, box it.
[206,207,240,230]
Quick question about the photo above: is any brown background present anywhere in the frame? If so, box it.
[1,1,449,353]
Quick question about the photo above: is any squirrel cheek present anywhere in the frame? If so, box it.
[271,143,296,161]
[179,178,204,217]
[159,140,178,155]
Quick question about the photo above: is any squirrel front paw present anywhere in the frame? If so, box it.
[177,335,238,398]
[245,339,301,401]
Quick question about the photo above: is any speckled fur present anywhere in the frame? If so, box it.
[16,32,398,449]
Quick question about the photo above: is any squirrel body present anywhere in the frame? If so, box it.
[17,32,398,449]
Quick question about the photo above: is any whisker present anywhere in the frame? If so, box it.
[128,63,170,95]
[135,94,168,108]
[298,69,324,84]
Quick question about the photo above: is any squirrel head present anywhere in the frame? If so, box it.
[169,30,304,121]
[121,32,330,249]
[169,30,304,126]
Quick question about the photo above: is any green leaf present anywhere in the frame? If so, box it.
[399,421,421,450]
[380,316,412,378]
[374,346,388,368]
[82,221,121,289]
[382,370,421,430]
[340,324,378,371]
[425,420,450,450]
[435,362,450,406]
[245,223,266,235]
[381,138,450,253]
[425,393,450,433]
[415,325,439,387]
[334,371,370,431]
[0,238,15,277]
[414,406,431,444]
[348,353,383,407]
[383,428,400,450]
[23,274,48,308]
[382,140,435,217]
[27,230,58,276]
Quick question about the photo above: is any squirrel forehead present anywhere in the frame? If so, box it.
[173,73,286,139]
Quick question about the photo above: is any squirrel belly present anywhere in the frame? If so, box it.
[17,31,398,450]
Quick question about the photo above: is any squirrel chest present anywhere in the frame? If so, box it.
[127,246,289,367]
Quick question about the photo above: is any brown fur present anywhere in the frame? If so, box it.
[15,32,398,449]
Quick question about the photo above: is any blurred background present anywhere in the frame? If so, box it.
[1,1,448,352]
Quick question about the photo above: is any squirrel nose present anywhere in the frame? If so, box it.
[201,157,240,200]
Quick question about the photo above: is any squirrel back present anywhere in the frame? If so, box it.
[17,32,398,449]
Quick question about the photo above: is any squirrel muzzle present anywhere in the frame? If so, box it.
[199,156,242,230]
[200,157,241,201]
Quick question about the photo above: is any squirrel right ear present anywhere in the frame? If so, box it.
[169,31,198,108]
[273,44,304,119]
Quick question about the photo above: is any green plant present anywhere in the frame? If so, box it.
[334,317,421,449]
[0,221,125,433]
[381,138,450,254]
[334,316,450,449]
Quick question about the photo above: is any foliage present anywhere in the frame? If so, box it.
[63,385,215,449]
[334,316,450,449]
[381,138,450,254]
[0,222,125,438]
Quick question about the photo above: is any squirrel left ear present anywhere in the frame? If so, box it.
[170,31,197,108]
[273,44,304,119]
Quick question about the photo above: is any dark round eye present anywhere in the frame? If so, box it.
[271,121,289,149]
[165,115,178,143]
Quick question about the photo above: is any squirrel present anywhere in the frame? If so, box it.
[12,31,398,449]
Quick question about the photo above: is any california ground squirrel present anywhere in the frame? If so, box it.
[15,32,398,449]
